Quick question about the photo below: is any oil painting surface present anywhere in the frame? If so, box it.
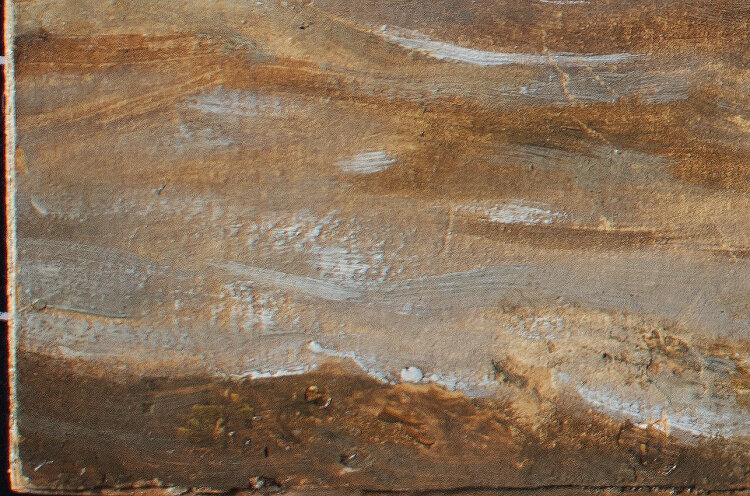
[6,0,750,493]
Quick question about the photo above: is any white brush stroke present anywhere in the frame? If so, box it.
[208,261,361,302]
[380,29,639,67]
[485,204,564,225]
[577,384,750,438]
[458,201,567,225]
[337,151,396,174]
[307,341,392,383]
[313,246,374,282]
[305,341,497,393]
[184,87,280,117]
[231,364,313,380]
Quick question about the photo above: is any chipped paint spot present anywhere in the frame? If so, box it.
[30,197,49,217]
[307,341,325,354]
[400,366,424,383]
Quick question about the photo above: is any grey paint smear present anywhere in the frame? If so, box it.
[207,260,362,302]
[592,70,692,104]
[14,233,750,440]
[16,283,750,440]
[319,62,692,107]
[16,228,749,338]
[492,144,671,191]
[17,238,155,318]
[373,255,749,337]
[183,87,282,117]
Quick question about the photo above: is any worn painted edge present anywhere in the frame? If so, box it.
[5,0,20,490]
[7,489,750,496]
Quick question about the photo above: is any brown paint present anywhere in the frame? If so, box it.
[15,352,750,493]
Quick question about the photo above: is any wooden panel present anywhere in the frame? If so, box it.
[6,0,750,493]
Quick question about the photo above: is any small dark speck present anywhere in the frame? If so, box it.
[263,446,269,457]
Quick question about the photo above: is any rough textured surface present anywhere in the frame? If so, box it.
[5,0,750,494]
[13,353,750,492]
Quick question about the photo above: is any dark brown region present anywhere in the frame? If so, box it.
[451,217,669,251]
[15,352,750,494]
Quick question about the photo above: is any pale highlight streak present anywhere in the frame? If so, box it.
[337,151,396,174]
[208,261,361,302]
[576,384,749,438]
[458,201,567,225]
[381,30,639,67]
